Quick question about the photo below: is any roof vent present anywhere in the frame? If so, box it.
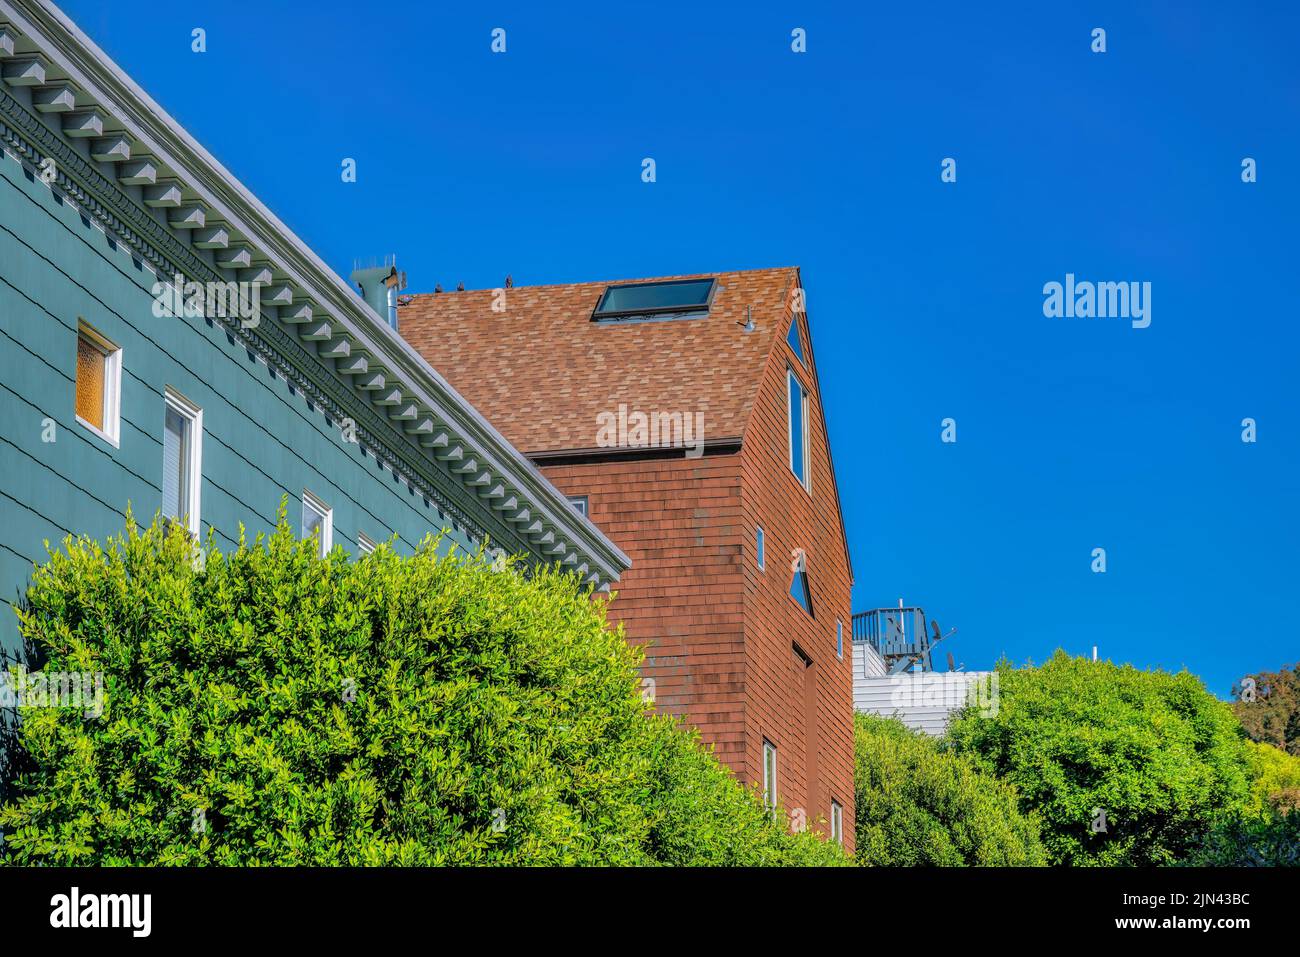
[350,255,405,330]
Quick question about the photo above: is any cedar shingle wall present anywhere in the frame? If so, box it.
[737,297,856,853]
[539,454,752,769]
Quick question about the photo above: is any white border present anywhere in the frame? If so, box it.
[75,321,121,447]
[163,386,203,537]
[301,489,333,557]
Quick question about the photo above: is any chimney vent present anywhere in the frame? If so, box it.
[350,254,404,330]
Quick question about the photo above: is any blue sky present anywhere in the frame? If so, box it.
[59,0,1299,697]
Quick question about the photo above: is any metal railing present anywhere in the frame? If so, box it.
[851,606,933,672]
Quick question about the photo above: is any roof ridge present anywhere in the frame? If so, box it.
[403,265,799,299]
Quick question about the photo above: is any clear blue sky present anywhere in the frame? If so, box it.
[60,0,1298,697]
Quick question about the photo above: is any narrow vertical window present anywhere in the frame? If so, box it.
[836,619,844,660]
[357,531,377,555]
[762,739,778,818]
[302,490,333,557]
[830,800,843,844]
[787,368,809,490]
[75,322,121,445]
[756,525,765,571]
[162,388,202,537]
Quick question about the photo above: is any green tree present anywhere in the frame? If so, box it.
[1241,740,1300,816]
[852,713,1047,866]
[946,651,1253,866]
[1233,663,1300,757]
[0,512,842,866]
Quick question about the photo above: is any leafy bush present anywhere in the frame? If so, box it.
[946,651,1253,866]
[1241,740,1300,816]
[1186,809,1300,867]
[0,512,842,866]
[852,713,1047,866]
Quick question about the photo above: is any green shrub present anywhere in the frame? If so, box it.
[0,511,842,866]
[1186,809,1300,866]
[852,713,1047,866]
[946,651,1253,866]
[1241,740,1300,816]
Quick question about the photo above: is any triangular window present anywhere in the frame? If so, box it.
[786,318,805,364]
[790,554,814,617]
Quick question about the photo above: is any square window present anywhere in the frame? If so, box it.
[787,368,810,491]
[831,800,843,845]
[302,490,333,558]
[357,531,378,555]
[756,525,765,571]
[762,739,778,818]
[75,323,121,445]
[162,388,203,537]
[568,495,589,517]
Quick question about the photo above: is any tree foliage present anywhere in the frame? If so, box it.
[0,512,842,866]
[1186,809,1300,867]
[1233,662,1300,757]
[946,651,1253,866]
[1241,740,1300,817]
[852,713,1047,866]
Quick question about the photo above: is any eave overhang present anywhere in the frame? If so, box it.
[0,0,629,588]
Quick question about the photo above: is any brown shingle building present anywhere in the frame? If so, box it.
[398,267,855,849]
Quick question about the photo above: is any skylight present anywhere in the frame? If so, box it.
[592,278,716,321]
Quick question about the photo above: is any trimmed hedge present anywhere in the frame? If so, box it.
[853,713,1047,866]
[0,512,843,866]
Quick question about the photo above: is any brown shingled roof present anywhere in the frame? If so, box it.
[397,267,800,456]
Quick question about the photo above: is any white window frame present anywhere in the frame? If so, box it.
[163,387,203,538]
[836,618,844,660]
[568,495,589,517]
[75,321,122,447]
[830,799,843,845]
[762,739,778,818]
[756,525,765,571]
[301,490,333,557]
[357,531,378,555]
[787,367,810,492]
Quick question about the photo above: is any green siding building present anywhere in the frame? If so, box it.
[0,0,628,657]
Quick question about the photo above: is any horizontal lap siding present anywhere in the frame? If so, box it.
[854,672,996,737]
[0,154,473,654]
